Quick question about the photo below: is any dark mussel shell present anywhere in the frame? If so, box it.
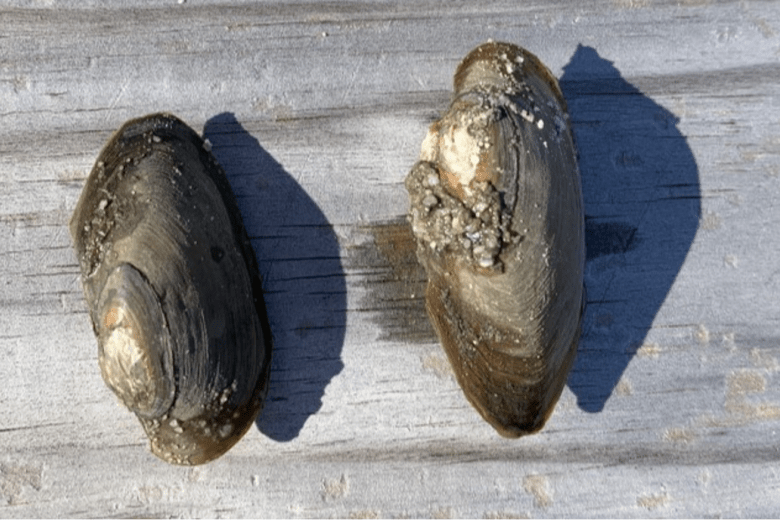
[70,113,272,464]
[405,42,585,437]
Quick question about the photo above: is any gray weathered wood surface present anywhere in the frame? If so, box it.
[2,0,780,517]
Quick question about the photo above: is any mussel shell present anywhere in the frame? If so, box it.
[70,113,272,464]
[405,42,585,437]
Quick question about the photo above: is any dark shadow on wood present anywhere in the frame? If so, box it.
[560,45,701,413]
[204,113,346,441]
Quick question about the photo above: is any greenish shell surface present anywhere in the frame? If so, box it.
[405,42,585,437]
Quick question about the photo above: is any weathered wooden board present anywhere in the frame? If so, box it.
[2,0,780,517]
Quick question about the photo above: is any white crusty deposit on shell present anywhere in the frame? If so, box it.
[405,42,584,438]
[407,42,572,273]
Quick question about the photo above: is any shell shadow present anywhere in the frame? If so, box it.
[560,46,701,412]
[204,113,346,441]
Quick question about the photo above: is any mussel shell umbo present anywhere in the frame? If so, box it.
[405,42,585,437]
[70,113,272,464]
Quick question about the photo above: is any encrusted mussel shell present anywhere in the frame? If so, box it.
[70,113,272,464]
[405,42,585,437]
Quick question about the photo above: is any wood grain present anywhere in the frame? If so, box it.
[2,0,780,517]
